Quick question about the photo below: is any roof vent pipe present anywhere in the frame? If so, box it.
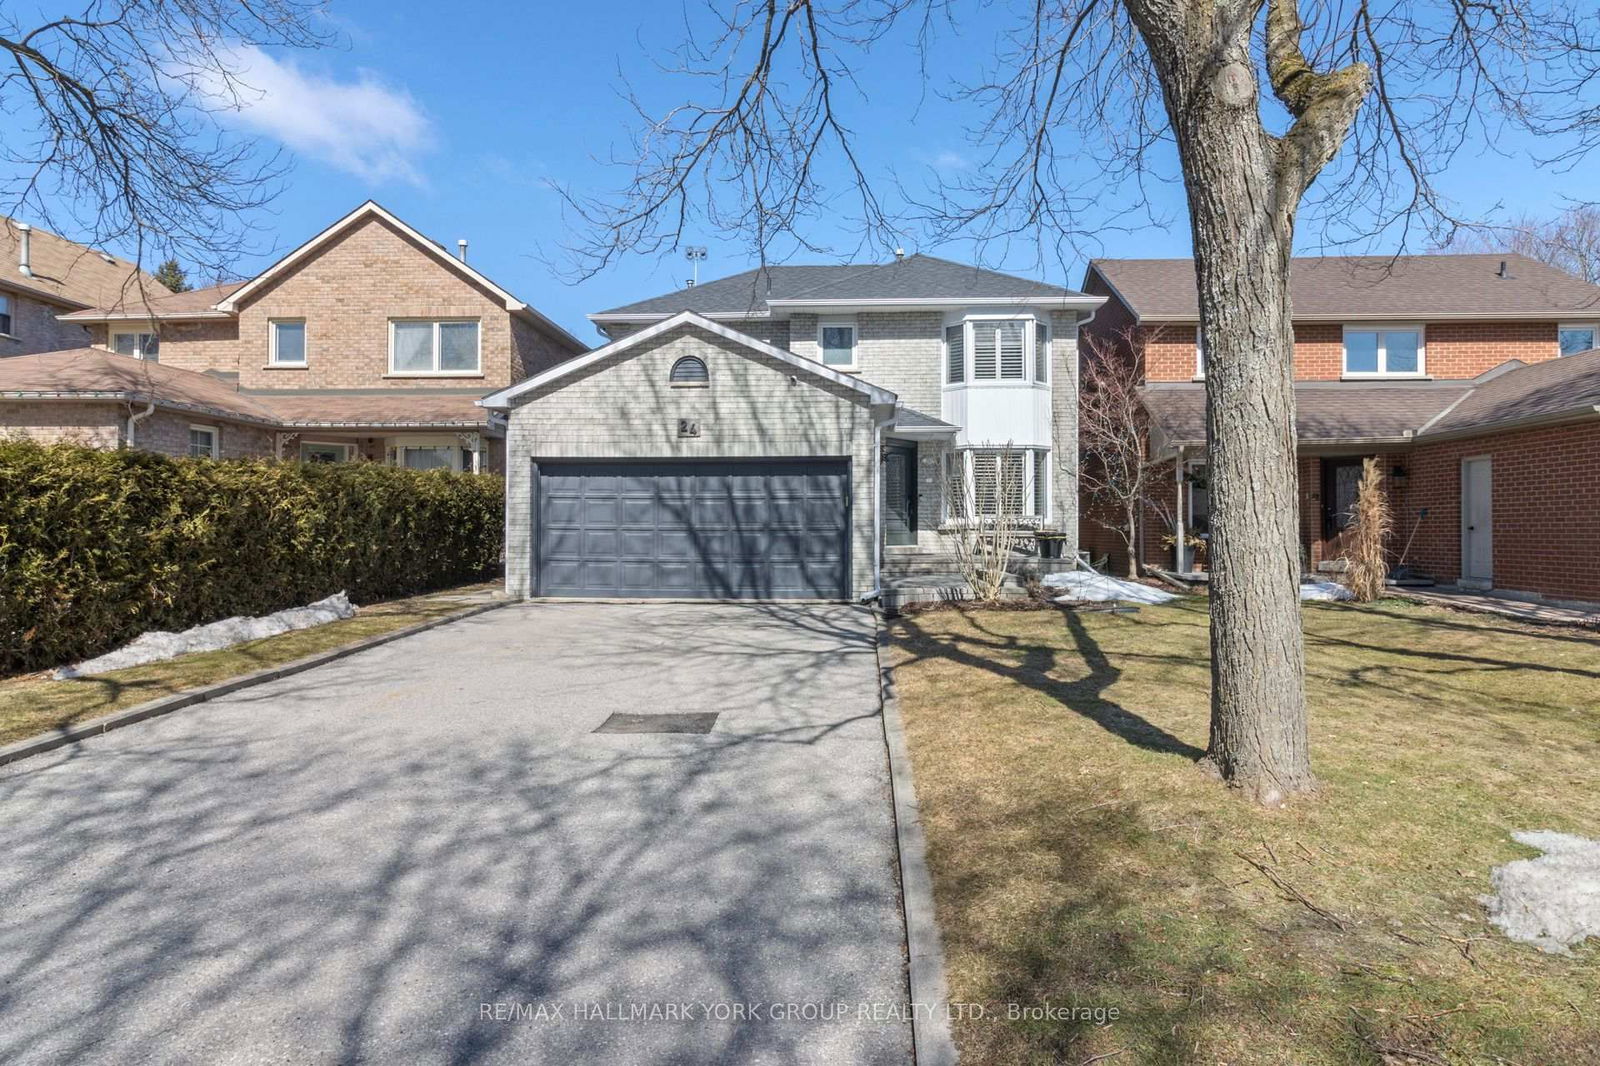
[1497,259,1512,279]
[894,247,906,261]
[17,223,32,277]
[456,239,468,262]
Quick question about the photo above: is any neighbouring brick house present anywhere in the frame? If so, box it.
[0,202,587,471]
[480,257,1104,600]
[0,219,161,356]
[1081,253,1600,604]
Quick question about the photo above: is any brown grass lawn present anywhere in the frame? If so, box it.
[0,582,499,749]
[890,598,1600,1066]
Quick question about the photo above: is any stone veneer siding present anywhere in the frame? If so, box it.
[503,323,881,599]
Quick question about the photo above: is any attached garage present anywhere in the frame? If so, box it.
[534,459,851,599]
[483,311,897,602]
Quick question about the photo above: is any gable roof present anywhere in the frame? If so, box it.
[591,254,1101,321]
[0,219,163,310]
[1419,348,1600,438]
[208,201,585,352]
[1090,254,1600,323]
[479,310,897,409]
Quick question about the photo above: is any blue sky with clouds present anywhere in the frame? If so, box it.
[11,0,1595,341]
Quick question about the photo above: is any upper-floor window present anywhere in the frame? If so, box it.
[945,317,1046,384]
[1343,325,1423,377]
[818,321,858,369]
[1559,323,1597,357]
[390,319,480,375]
[112,330,159,361]
[270,319,307,366]
[0,294,11,336]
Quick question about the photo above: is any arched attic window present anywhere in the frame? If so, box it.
[669,355,710,387]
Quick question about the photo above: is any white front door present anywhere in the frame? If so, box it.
[1461,457,1493,588]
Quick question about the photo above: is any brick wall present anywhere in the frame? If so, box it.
[136,410,276,460]
[503,323,878,599]
[1406,421,1600,602]
[0,400,122,447]
[0,291,95,356]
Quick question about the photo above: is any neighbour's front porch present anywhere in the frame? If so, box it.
[273,428,505,473]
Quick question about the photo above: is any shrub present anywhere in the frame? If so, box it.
[0,440,504,675]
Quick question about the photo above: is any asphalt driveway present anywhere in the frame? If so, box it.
[0,602,912,1065]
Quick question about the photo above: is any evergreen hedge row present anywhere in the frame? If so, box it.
[0,440,504,675]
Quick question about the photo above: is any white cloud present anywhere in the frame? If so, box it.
[203,46,431,185]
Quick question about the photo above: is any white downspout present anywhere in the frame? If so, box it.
[126,400,155,448]
[1173,446,1187,573]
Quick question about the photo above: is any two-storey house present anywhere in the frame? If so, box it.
[0,202,587,470]
[1081,253,1600,604]
[480,255,1105,600]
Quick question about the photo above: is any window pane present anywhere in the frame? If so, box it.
[188,429,214,458]
[971,324,998,378]
[439,322,479,371]
[945,325,964,383]
[392,322,435,371]
[1034,322,1049,383]
[820,325,855,366]
[1000,451,1026,512]
[0,294,10,335]
[142,334,159,362]
[273,321,306,363]
[1344,331,1379,373]
[1560,327,1596,357]
[971,452,997,515]
[1033,451,1049,516]
[113,333,137,356]
[998,321,1026,379]
[1384,330,1420,373]
[403,446,454,470]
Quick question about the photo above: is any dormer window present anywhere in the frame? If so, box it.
[944,317,1048,384]
[669,355,709,386]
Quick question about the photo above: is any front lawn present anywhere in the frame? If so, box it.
[890,598,1599,1065]
[0,582,500,749]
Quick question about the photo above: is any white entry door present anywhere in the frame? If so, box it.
[1460,457,1493,589]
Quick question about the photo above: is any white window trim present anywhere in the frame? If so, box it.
[268,318,308,367]
[943,313,1048,387]
[1194,327,1206,380]
[299,440,355,462]
[1558,321,1599,357]
[111,330,159,360]
[816,319,859,371]
[1341,322,1426,379]
[387,318,483,377]
[944,447,1052,523]
[188,424,219,459]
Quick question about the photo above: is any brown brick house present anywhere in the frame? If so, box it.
[0,219,161,356]
[0,202,586,471]
[1081,253,1600,604]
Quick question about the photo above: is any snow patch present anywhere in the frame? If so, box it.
[1483,831,1600,954]
[55,593,357,679]
[1042,572,1179,605]
[1300,580,1355,602]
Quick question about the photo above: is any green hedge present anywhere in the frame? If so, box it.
[0,440,504,675]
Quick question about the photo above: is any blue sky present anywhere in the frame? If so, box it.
[10,0,1594,341]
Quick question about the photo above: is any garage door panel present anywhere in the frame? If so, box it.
[537,460,849,599]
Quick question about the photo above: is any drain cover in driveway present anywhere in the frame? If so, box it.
[593,712,720,734]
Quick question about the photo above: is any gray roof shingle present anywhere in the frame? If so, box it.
[595,255,1086,317]
[1094,254,1600,321]
[1422,348,1600,436]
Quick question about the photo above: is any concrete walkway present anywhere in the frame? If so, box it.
[0,603,912,1065]
[1395,586,1600,627]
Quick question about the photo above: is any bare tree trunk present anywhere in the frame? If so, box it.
[1124,0,1367,803]
[1124,503,1139,578]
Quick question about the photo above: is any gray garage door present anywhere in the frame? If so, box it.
[535,459,851,599]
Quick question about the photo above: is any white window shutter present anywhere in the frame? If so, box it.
[1034,322,1049,382]
[972,324,998,379]
[999,321,1025,379]
[945,324,964,383]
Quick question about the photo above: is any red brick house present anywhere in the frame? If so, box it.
[0,202,586,471]
[1081,253,1600,605]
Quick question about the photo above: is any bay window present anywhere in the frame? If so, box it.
[944,317,1050,384]
[1343,325,1423,377]
[948,448,1051,521]
[390,319,481,375]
